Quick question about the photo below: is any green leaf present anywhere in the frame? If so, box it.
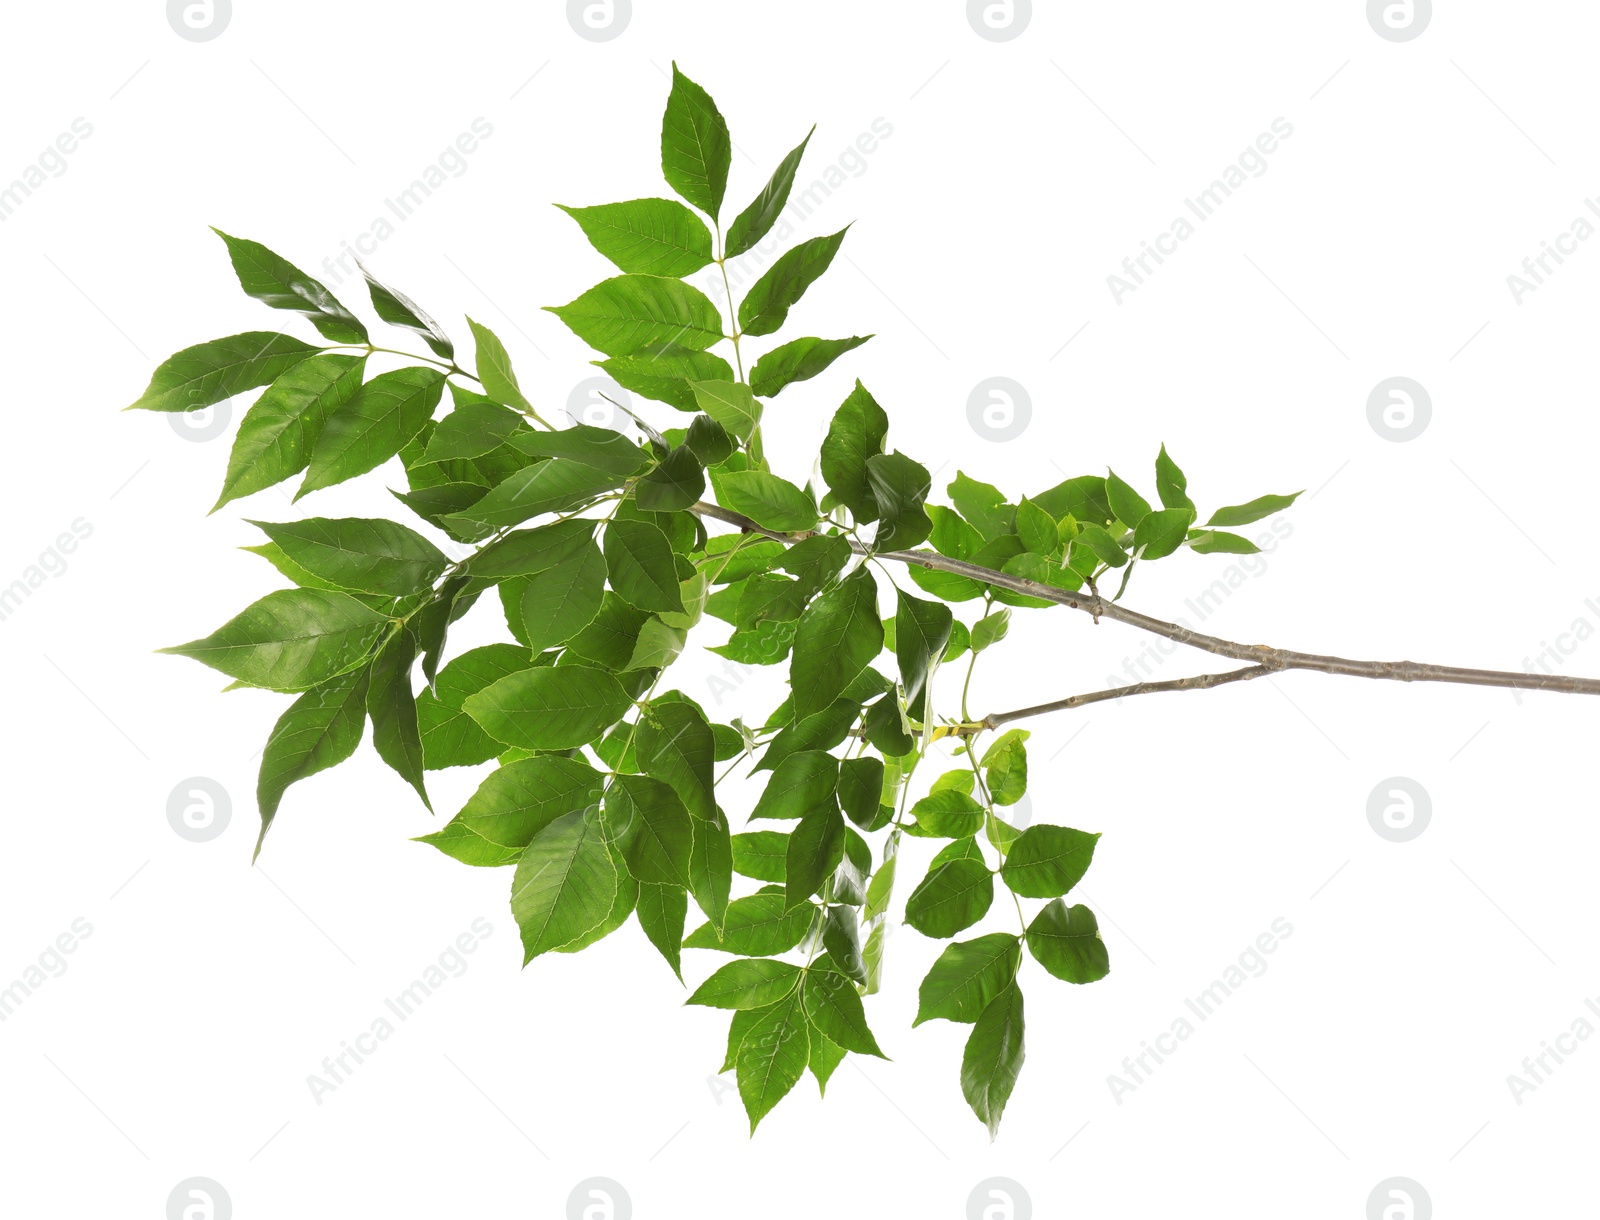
[507,425,652,477]
[895,589,953,707]
[359,262,453,360]
[863,851,897,921]
[860,693,914,757]
[414,819,523,868]
[738,228,850,337]
[819,381,889,521]
[469,519,595,578]
[1033,472,1114,528]
[212,353,366,509]
[981,729,1028,807]
[808,1028,846,1095]
[914,933,1022,1025]
[962,983,1025,1139]
[1105,469,1152,527]
[300,366,446,497]
[908,790,985,839]
[128,331,321,414]
[604,774,693,886]
[821,904,867,982]
[627,616,687,670]
[556,198,715,276]
[1207,493,1302,527]
[439,755,603,849]
[212,229,368,344]
[758,697,859,772]
[687,959,801,1010]
[466,317,534,415]
[604,519,686,613]
[1074,524,1129,568]
[866,452,933,551]
[557,864,637,954]
[690,379,762,441]
[636,447,706,513]
[970,607,1011,653]
[736,989,809,1133]
[1026,900,1110,984]
[713,470,818,533]
[751,750,839,821]
[159,589,387,692]
[686,414,735,465]
[444,459,624,531]
[749,334,871,398]
[726,127,814,257]
[732,830,789,882]
[905,858,994,938]
[548,275,724,357]
[463,665,632,750]
[1015,498,1059,556]
[514,539,607,651]
[1000,825,1099,898]
[423,397,523,462]
[638,700,717,821]
[802,968,886,1058]
[367,628,429,809]
[837,756,885,829]
[636,882,688,981]
[248,517,448,598]
[688,806,733,930]
[417,644,539,769]
[661,63,732,219]
[949,472,1013,540]
[1132,507,1196,561]
[684,893,811,956]
[598,345,734,412]
[1155,444,1194,512]
[512,807,619,962]
[566,593,652,670]
[254,667,369,857]
[1187,529,1261,555]
[786,801,845,910]
[790,567,881,721]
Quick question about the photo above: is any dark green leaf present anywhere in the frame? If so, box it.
[684,892,811,956]
[638,700,717,820]
[905,858,994,938]
[248,517,448,598]
[713,471,817,533]
[837,757,885,829]
[513,807,619,962]
[367,628,429,809]
[556,198,714,276]
[359,262,453,359]
[866,452,932,551]
[790,566,881,721]
[821,904,867,983]
[255,666,369,858]
[751,750,839,821]
[895,589,953,707]
[445,459,624,531]
[738,227,850,337]
[1026,900,1110,984]
[159,589,386,692]
[736,989,808,1133]
[758,697,859,772]
[129,331,320,414]
[438,755,603,849]
[914,933,1022,1025]
[422,396,523,462]
[726,126,813,256]
[688,805,733,930]
[686,414,735,465]
[1155,444,1194,512]
[962,983,1025,1138]
[819,381,889,521]
[604,519,686,613]
[212,229,367,344]
[786,801,845,910]
[604,773,693,886]
[860,694,914,757]
[1000,825,1099,898]
[732,830,789,881]
[566,593,651,669]
[690,379,762,441]
[949,472,1013,540]
[514,540,607,651]
[803,967,885,1057]
[507,425,653,476]
[636,446,705,512]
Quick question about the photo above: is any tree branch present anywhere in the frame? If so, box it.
[689,501,1600,700]
[981,665,1275,729]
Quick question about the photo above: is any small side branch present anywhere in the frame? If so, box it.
[981,665,1274,730]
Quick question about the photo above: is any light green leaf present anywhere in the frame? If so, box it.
[422,396,523,462]
[301,366,446,497]
[1105,469,1152,527]
[507,425,652,477]
[802,968,887,1058]
[736,990,808,1133]
[515,539,606,651]
[1155,444,1194,512]
[1015,498,1059,556]
[732,830,789,882]
[661,63,732,219]
[687,959,801,1010]
[981,728,1028,807]
[598,344,733,412]
[463,665,633,749]
[556,198,715,276]
[1187,529,1261,555]
[439,755,603,849]
[908,790,985,839]
[970,607,1011,653]
[604,519,686,613]
[466,317,535,415]
[690,379,762,441]
[417,644,539,769]
[248,517,448,598]
[547,274,724,357]
[636,882,688,980]
[638,700,717,821]
[683,893,811,956]
[1206,492,1301,527]
[713,470,817,532]
[604,773,693,887]
[444,458,624,531]
[688,806,733,930]
[212,353,365,509]
[1132,507,1196,561]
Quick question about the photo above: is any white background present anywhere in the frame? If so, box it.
[1,1,1596,1216]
